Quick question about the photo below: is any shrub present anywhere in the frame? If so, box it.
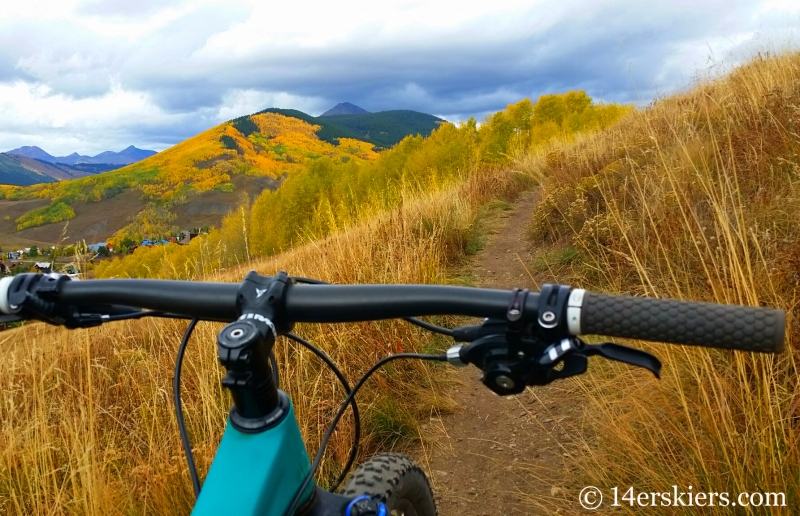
[15,202,75,231]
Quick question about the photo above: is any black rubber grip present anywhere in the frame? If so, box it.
[581,292,785,353]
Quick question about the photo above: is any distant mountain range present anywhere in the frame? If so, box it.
[0,145,158,186]
[7,145,156,166]
[320,102,370,116]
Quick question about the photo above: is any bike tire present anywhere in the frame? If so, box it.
[340,453,437,516]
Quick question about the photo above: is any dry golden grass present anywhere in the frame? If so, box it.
[527,51,800,513]
[0,165,532,514]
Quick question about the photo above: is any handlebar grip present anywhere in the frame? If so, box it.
[578,292,785,353]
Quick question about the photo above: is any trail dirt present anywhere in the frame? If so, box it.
[417,190,582,515]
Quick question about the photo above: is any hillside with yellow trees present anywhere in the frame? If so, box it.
[92,91,631,278]
[0,93,625,255]
[0,110,389,247]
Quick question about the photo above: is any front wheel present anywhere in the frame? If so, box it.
[340,453,437,516]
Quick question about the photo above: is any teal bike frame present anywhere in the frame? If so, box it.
[191,398,314,515]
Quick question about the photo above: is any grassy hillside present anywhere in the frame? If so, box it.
[0,154,57,186]
[524,52,799,513]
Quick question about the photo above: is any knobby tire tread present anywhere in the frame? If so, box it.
[341,453,437,516]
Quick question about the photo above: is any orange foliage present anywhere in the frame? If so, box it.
[251,112,321,138]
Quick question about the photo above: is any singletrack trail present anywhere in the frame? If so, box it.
[417,190,582,515]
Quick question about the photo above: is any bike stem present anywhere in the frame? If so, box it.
[217,271,295,433]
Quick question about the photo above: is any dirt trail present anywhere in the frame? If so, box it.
[418,190,581,515]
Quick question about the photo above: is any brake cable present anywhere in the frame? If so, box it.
[174,318,202,497]
[173,318,362,498]
[283,351,447,516]
[286,332,360,491]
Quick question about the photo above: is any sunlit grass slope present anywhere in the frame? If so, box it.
[526,52,799,514]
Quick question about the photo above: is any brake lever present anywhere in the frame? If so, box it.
[540,338,660,378]
[579,342,661,378]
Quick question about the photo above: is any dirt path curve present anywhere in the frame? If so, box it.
[417,190,580,515]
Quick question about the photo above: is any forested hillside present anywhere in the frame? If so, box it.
[0,93,625,251]
[95,91,631,278]
[255,108,443,148]
[319,110,444,147]
[0,112,379,244]
[0,108,444,244]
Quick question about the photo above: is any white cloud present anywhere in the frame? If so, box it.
[216,89,328,120]
[0,81,177,154]
[1,0,799,154]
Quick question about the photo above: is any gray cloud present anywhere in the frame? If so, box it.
[147,85,225,112]
[1,0,799,155]
[117,0,759,112]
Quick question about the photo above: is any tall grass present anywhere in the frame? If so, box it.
[0,166,532,515]
[528,51,800,513]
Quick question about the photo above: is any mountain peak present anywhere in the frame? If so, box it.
[7,146,55,162]
[320,102,370,117]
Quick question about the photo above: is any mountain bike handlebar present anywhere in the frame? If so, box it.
[0,273,786,353]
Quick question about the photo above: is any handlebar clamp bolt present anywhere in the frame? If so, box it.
[541,311,556,323]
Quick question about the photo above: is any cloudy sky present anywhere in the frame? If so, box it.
[2,0,799,155]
